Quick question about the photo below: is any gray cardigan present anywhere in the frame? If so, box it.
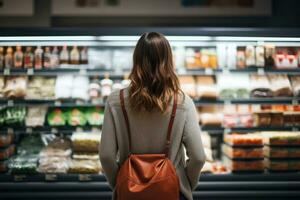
[100,88,206,200]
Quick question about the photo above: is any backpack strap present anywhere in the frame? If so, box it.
[164,94,177,157]
[120,89,132,152]
[120,88,177,156]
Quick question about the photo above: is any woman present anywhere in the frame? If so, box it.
[100,32,206,200]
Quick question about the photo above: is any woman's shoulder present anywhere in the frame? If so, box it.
[177,92,194,109]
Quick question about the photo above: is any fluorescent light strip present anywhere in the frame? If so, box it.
[215,36,300,42]
[0,36,96,41]
[98,36,213,41]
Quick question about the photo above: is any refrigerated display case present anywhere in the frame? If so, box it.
[1,27,300,200]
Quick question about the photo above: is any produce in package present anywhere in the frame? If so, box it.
[9,155,39,174]
[3,107,26,125]
[71,132,101,153]
[17,135,44,156]
[86,107,104,126]
[3,76,27,98]
[67,108,87,126]
[25,106,47,127]
[26,77,55,99]
[47,108,66,126]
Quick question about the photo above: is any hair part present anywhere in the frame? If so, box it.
[129,32,181,113]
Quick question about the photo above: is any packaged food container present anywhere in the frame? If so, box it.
[223,156,264,172]
[38,156,71,174]
[222,144,263,159]
[224,133,263,147]
[71,132,101,153]
[0,145,15,160]
[254,112,271,127]
[265,159,300,171]
[68,159,101,174]
[263,132,300,146]
[0,133,14,147]
[9,155,38,174]
[264,146,300,158]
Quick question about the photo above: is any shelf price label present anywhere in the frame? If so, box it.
[257,68,265,75]
[54,100,62,106]
[45,174,57,181]
[51,128,58,134]
[14,175,26,182]
[27,68,34,75]
[205,68,213,75]
[7,100,14,107]
[79,68,87,75]
[292,127,299,132]
[26,127,33,134]
[224,128,232,133]
[4,68,10,75]
[79,174,91,181]
[75,100,84,106]
[76,127,83,132]
[224,99,231,105]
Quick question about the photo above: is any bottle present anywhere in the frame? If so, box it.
[50,46,59,68]
[34,46,43,69]
[0,47,4,69]
[14,45,23,68]
[70,46,80,65]
[24,47,34,68]
[80,47,88,64]
[4,47,13,68]
[60,45,69,64]
[43,47,51,68]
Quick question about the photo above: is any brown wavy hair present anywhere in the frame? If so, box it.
[129,32,181,113]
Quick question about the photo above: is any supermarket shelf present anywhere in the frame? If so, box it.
[0,172,299,182]
[0,98,299,107]
[0,173,299,200]
[194,97,300,105]
[2,68,300,77]
[0,99,106,107]
[0,125,102,134]
[201,126,300,133]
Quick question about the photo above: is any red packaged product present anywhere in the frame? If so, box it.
[224,133,263,146]
[222,144,264,159]
[223,156,264,172]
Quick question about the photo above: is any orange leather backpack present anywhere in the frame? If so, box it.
[116,89,180,200]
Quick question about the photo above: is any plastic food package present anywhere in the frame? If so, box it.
[223,156,264,172]
[264,146,300,158]
[86,107,104,126]
[290,76,300,97]
[0,76,4,98]
[71,132,101,153]
[9,155,39,174]
[224,133,263,147]
[100,78,113,98]
[68,159,101,174]
[17,135,44,156]
[268,75,292,97]
[0,145,15,160]
[3,107,26,125]
[72,76,89,100]
[195,76,218,99]
[250,75,273,98]
[265,159,300,171]
[222,144,263,159]
[55,75,73,99]
[3,76,27,98]
[67,108,87,126]
[218,74,250,99]
[254,112,284,127]
[0,161,8,173]
[25,106,47,127]
[283,112,300,126]
[47,108,66,126]
[38,156,71,174]
[0,133,14,147]
[26,77,55,99]
[262,132,300,146]
[73,153,99,160]
[200,113,222,126]
[88,79,100,99]
[179,76,196,98]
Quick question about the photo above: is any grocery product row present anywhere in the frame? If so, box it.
[1,75,300,101]
[0,46,88,69]
[0,132,101,174]
[199,104,300,128]
[2,45,300,70]
[181,74,300,99]
[203,131,300,173]
[0,106,104,127]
